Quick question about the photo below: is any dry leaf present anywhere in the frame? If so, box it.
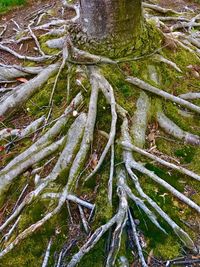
[147,249,154,266]
[16,77,28,83]
[0,146,5,152]
[90,152,98,169]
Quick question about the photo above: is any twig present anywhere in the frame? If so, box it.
[42,238,53,267]
[12,184,29,212]
[108,144,114,205]
[78,205,90,234]
[128,209,148,267]
[28,24,45,56]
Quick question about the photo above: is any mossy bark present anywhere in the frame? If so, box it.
[79,0,146,57]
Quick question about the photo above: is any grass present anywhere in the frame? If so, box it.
[0,0,26,13]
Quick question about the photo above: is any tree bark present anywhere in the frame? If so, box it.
[79,0,143,57]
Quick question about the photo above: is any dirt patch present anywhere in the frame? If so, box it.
[0,0,76,65]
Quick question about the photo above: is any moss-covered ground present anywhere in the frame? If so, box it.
[0,2,200,266]
[0,0,26,13]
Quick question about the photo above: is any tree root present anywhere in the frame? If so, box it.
[84,67,117,185]
[0,136,65,196]
[0,4,200,265]
[0,65,44,81]
[142,3,180,15]
[0,116,45,141]
[179,92,200,100]
[120,111,198,252]
[0,43,53,62]
[1,92,82,173]
[126,77,200,114]
[0,112,86,232]
[131,91,150,148]
[0,63,60,117]
[157,110,200,146]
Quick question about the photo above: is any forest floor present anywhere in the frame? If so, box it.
[0,0,200,267]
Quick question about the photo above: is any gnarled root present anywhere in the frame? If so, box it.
[157,110,200,146]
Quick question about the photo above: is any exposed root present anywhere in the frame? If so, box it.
[0,65,44,81]
[131,91,150,148]
[142,3,180,14]
[122,141,200,182]
[67,172,128,267]
[152,54,182,73]
[179,92,200,100]
[85,68,117,183]
[0,136,65,195]
[28,23,45,56]
[171,22,200,32]
[128,209,148,267]
[41,238,52,267]
[0,116,45,141]
[0,63,60,117]
[157,110,200,146]
[127,77,200,114]
[0,43,53,62]
[1,92,82,173]
[0,2,200,265]
[0,112,86,232]
[67,76,99,190]
[120,112,198,252]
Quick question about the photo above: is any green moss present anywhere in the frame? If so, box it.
[39,35,61,55]
[77,237,106,267]
[92,171,113,227]
[0,0,26,13]
[154,236,180,259]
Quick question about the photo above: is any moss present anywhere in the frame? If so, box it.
[77,237,106,267]
[0,0,26,13]
[39,35,61,55]
[154,236,180,259]
[92,170,113,227]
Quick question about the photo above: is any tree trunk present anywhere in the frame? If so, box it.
[79,0,144,57]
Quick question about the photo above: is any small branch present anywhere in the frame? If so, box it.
[128,209,148,267]
[108,144,114,205]
[28,24,45,56]
[0,43,53,62]
[42,238,53,267]
[152,54,182,73]
[78,205,90,234]
[143,3,179,14]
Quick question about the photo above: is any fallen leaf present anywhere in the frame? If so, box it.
[16,77,28,83]
[147,249,154,266]
[90,152,98,169]
[0,146,5,152]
